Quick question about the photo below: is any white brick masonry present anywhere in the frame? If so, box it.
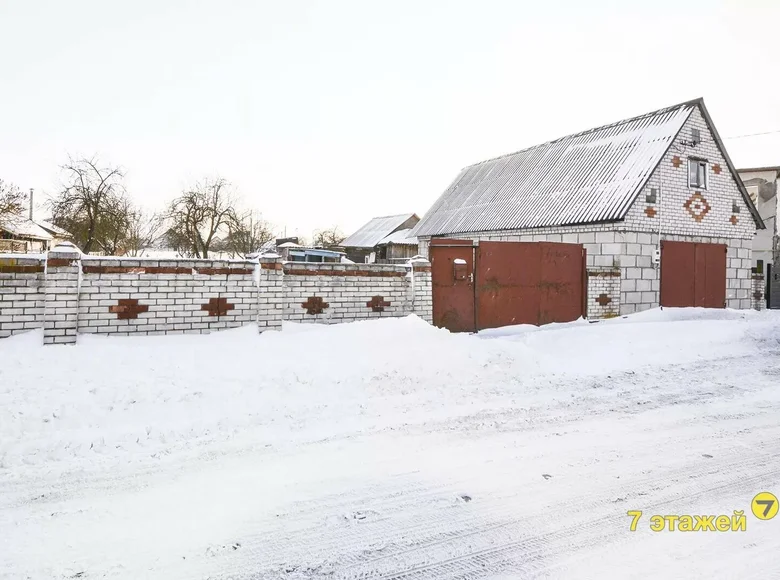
[0,255,434,343]
[77,258,258,336]
[44,250,81,345]
[0,257,45,338]
[279,261,432,324]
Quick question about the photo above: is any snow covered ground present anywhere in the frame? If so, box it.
[1,309,780,579]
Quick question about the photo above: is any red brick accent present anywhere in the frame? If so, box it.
[672,156,682,168]
[284,268,406,277]
[712,164,722,174]
[109,299,149,320]
[367,295,391,312]
[588,270,621,278]
[413,265,431,272]
[81,265,254,275]
[753,291,763,300]
[595,293,612,306]
[302,296,328,315]
[47,259,75,267]
[147,267,193,274]
[729,215,738,225]
[197,267,254,275]
[260,262,283,270]
[644,206,657,218]
[0,264,45,273]
[201,297,235,317]
[683,192,711,223]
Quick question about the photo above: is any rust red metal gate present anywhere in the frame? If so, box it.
[430,239,476,332]
[660,241,727,308]
[430,240,586,332]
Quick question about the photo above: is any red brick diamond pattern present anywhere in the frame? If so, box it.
[730,215,739,226]
[109,298,149,320]
[684,192,711,223]
[644,206,657,218]
[202,297,234,317]
[595,293,612,307]
[672,156,682,168]
[712,164,722,174]
[302,296,328,315]
[367,295,391,312]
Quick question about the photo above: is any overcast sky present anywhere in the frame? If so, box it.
[1,0,778,239]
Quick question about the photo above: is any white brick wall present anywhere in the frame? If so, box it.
[279,261,432,324]
[0,258,45,338]
[623,107,755,240]
[77,258,258,336]
[0,255,434,343]
[44,250,81,345]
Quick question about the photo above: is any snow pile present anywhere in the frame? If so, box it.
[1,308,779,579]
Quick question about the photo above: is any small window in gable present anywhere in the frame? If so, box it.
[688,159,707,189]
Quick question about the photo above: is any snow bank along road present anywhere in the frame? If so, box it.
[2,309,780,579]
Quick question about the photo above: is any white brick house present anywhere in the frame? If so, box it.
[413,98,764,318]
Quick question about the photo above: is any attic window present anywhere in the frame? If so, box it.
[688,159,707,189]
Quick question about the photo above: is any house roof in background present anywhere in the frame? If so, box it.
[737,166,780,178]
[377,228,418,246]
[413,98,763,237]
[34,220,72,237]
[341,213,418,248]
[0,217,53,240]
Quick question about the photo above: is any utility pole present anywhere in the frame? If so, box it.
[28,188,34,221]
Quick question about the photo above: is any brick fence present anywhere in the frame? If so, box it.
[0,250,433,344]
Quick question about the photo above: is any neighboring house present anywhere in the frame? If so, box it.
[737,166,778,269]
[412,97,763,327]
[0,217,53,253]
[341,213,420,263]
[35,220,74,248]
[375,228,419,262]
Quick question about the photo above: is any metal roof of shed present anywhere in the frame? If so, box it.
[414,98,763,237]
[342,213,418,248]
[377,228,418,246]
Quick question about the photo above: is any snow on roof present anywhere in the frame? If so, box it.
[0,217,53,241]
[377,228,418,246]
[341,213,418,248]
[278,241,303,248]
[413,99,713,237]
[34,220,71,237]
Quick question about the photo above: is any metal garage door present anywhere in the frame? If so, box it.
[430,240,586,332]
[476,242,586,328]
[660,241,727,308]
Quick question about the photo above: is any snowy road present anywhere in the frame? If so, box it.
[2,310,780,579]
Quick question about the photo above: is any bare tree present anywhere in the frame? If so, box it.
[312,226,346,248]
[123,206,163,257]
[49,156,127,253]
[167,178,238,258]
[0,180,25,221]
[225,211,274,258]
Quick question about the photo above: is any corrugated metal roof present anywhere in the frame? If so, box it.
[0,217,53,240]
[342,213,418,248]
[413,101,698,237]
[377,228,418,246]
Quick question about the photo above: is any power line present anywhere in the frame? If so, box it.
[724,129,780,140]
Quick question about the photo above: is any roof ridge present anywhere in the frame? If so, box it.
[464,97,704,170]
